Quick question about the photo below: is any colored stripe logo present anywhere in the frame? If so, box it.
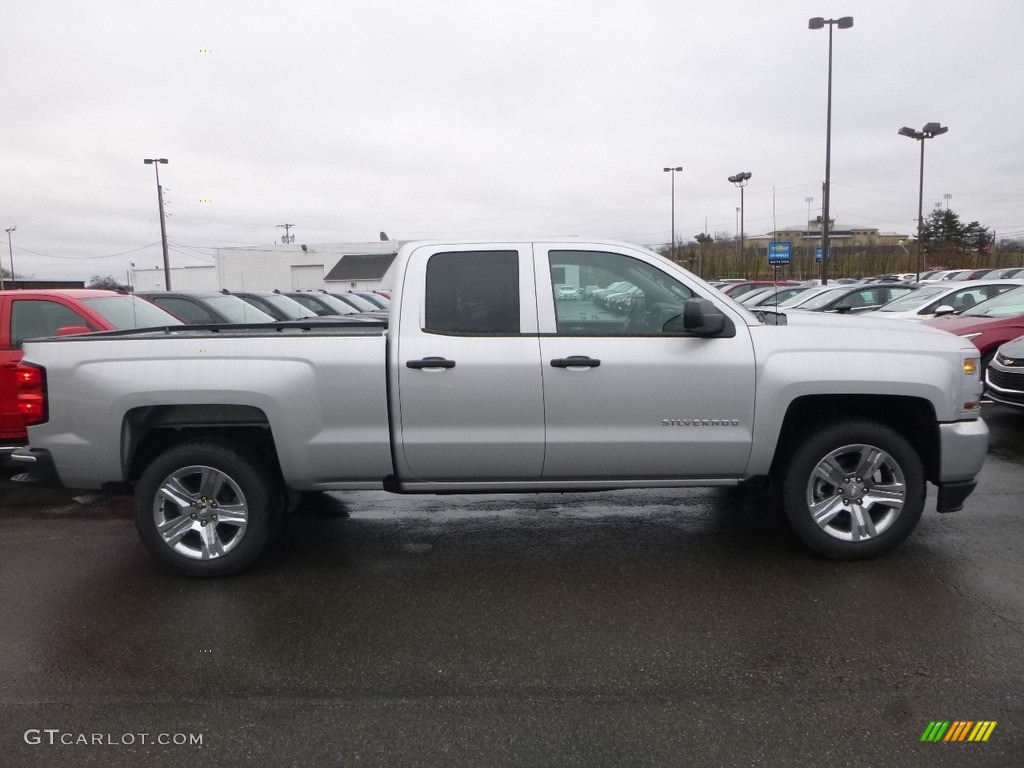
[921,721,997,742]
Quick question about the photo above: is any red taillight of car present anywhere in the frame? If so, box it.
[16,363,48,426]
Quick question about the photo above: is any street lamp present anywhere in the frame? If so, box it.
[143,158,171,290]
[898,123,949,281]
[4,225,15,290]
[809,15,853,285]
[663,167,682,262]
[728,172,751,263]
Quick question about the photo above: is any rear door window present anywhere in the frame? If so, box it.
[424,251,520,334]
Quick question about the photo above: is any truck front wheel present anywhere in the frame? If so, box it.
[135,439,283,577]
[781,421,925,559]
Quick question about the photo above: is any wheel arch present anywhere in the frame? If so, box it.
[769,395,939,485]
[121,404,282,488]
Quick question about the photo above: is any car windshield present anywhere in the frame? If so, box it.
[333,292,378,312]
[786,287,847,309]
[202,295,276,323]
[960,286,1024,318]
[260,294,321,319]
[876,286,947,311]
[81,296,184,328]
[290,293,359,315]
[751,287,810,307]
[358,292,390,308]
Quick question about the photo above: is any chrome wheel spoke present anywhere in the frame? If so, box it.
[157,477,195,511]
[198,468,227,501]
[814,456,846,488]
[862,484,905,510]
[854,447,886,481]
[199,522,226,559]
[213,504,248,525]
[158,514,195,547]
[810,495,846,528]
[849,505,878,541]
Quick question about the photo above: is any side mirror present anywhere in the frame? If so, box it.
[933,304,956,317]
[56,325,92,337]
[664,298,731,337]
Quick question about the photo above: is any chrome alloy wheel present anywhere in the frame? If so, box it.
[805,443,906,542]
[152,464,249,560]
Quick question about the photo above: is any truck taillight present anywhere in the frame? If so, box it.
[16,363,48,426]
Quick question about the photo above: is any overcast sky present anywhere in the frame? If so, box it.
[3,0,1022,281]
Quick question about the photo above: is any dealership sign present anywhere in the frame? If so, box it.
[768,241,791,265]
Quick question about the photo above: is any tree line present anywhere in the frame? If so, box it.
[659,207,1022,280]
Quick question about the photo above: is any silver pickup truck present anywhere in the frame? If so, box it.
[12,240,988,576]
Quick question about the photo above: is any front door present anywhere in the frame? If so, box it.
[535,246,756,480]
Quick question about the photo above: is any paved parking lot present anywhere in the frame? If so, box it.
[1,406,1022,767]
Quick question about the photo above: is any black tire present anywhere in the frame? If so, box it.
[781,420,925,560]
[135,439,283,577]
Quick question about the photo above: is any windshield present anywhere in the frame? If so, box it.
[960,286,1024,318]
[289,293,359,315]
[752,286,811,307]
[261,294,321,319]
[81,296,184,328]
[331,292,378,312]
[782,286,845,309]
[361,293,390,308]
[876,286,946,311]
[202,295,276,323]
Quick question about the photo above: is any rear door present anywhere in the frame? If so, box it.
[394,245,545,481]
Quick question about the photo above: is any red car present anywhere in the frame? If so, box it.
[922,285,1024,370]
[1,289,182,455]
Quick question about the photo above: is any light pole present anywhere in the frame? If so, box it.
[898,123,948,281]
[663,167,682,262]
[809,15,853,285]
[144,158,171,290]
[4,225,15,290]
[728,172,751,265]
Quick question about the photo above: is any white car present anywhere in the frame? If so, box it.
[555,285,578,300]
[864,279,1024,321]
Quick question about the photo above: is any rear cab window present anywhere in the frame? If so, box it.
[10,299,96,348]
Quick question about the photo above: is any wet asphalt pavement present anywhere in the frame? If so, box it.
[1,407,1022,767]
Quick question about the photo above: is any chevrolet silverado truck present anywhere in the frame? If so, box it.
[11,240,989,576]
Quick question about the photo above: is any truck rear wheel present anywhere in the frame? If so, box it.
[781,421,925,559]
[135,439,282,577]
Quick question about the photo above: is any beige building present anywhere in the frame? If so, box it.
[746,221,910,251]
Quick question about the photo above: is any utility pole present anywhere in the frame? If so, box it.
[143,158,171,290]
[277,224,295,244]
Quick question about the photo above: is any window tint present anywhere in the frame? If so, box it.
[424,251,520,334]
[11,300,94,347]
[152,297,217,324]
[81,296,183,328]
[548,250,694,336]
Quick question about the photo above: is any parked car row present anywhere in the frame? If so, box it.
[134,289,390,326]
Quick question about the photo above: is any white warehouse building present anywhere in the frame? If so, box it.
[132,241,401,293]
